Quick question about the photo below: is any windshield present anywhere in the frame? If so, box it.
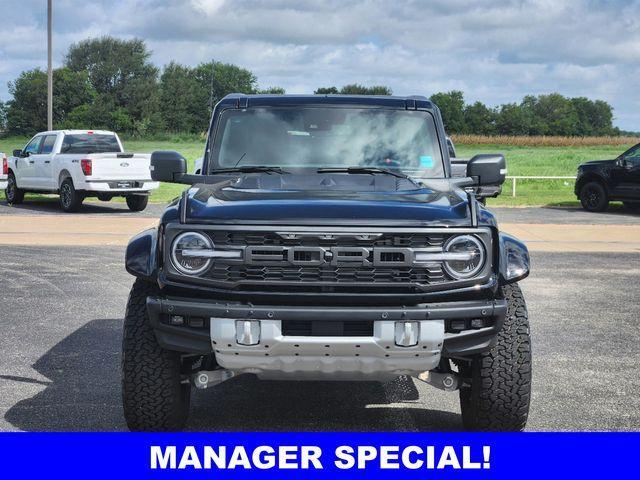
[209,107,444,177]
[60,134,122,154]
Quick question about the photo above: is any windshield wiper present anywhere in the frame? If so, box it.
[210,166,289,175]
[317,167,410,180]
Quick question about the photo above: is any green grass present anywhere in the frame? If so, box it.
[0,137,632,207]
[457,144,630,206]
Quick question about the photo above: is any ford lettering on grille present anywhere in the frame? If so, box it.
[244,246,414,267]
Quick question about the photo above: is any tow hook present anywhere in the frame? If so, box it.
[416,371,460,391]
[191,369,235,389]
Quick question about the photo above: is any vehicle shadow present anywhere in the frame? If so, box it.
[0,199,161,216]
[3,319,462,432]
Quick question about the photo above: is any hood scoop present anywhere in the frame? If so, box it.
[232,173,417,192]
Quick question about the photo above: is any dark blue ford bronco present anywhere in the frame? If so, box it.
[123,94,531,431]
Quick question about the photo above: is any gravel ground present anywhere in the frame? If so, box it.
[0,245,638,431]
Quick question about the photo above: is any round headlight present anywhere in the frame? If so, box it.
[171,232,213,275]
[443,235,485,280]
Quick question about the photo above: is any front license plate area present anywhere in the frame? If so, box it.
[281,320,374,337]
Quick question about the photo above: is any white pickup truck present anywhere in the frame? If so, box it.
[5,130,158,212]
[0,152,7,190]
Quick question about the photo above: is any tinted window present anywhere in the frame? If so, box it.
[60,134,121,154]
[210,107,445,177]
[23,136,43,155]
[40,135,57,154]
[624,144,640,165]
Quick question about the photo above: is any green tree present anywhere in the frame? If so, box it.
[314,86,339,94]
[159,62,207,133]
[339,84,392,95]
[496,103,531,135]
[463,101,497,135]
[571,97,614,136]
[65,36,161,133]
[360,85,392,95]
[194,61,257,109]
[61,94,133,132]
[518,96,545,135]
[6,69,47,134]
[527,93,578,136]
[52,68,95,122]
[158,61,259,134]
[257,86,286,94]
[6,68,95,134]
[430,91,466,133]
[0,100,7,131]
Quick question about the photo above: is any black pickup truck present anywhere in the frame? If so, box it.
[123,94,531,432]
[575,142,640,212]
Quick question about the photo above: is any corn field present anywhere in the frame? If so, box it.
[451,134,639,147]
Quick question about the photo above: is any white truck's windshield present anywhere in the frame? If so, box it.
[210,107,444,177]
[60,134,122,154]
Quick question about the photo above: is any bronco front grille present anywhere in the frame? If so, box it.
[207,264,445,285]
[165,226,493,293]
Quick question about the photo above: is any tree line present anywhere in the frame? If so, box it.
[430,90,617,137]
[0,36,620,137]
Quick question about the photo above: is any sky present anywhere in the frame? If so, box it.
[0,0,639,130]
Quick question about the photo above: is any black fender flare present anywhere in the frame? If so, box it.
[498,232,530,284]
[575,172,609,195]
[125,227,160,281]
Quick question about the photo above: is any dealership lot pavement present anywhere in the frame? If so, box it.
[0,203,639,431]
[2,200,640,252]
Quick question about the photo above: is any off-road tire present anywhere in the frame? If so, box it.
[5,172,25,205]
[126,194,149,212]
[579,181,608,212]
[121,278,190,431]
[59,177,84,212]
[623,201,640,212]
[459,283,531,431]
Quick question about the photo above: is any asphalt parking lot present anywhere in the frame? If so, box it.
[0,201,639,431]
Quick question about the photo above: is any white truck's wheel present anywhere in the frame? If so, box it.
[59,178,85,212]
[126,195,149,212]
[6,173,25,205]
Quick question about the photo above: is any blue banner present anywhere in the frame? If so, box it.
[0,432,637,478]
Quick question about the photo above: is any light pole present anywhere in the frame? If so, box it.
[47,0,52,131]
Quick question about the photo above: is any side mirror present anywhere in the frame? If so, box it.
[150,151,187,183]
[466,154,506,186]
[13,149,22,157]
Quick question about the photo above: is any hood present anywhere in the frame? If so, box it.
[580,159,616,167]
[181,173,480,227]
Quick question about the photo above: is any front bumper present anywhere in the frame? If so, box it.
[147,296,507,379]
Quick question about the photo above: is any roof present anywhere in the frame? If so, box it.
[218,93,437,111]
[33,129,116,136]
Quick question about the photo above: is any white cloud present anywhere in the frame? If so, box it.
[0,0,638,130]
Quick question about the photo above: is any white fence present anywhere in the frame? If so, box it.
[506,176,577,197]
